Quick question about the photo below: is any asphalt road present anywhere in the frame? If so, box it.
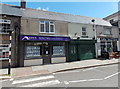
[1,64,120,88]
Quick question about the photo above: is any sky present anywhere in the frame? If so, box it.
[1,2,119,18]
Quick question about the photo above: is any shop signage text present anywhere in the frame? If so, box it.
[20,35,70,41]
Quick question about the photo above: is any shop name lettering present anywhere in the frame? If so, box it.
[21,36,69,41]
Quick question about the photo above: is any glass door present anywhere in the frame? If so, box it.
[42,43,51,64]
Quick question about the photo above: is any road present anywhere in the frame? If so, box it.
[1,64,119,88]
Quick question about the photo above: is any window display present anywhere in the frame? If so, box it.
[25,46,41,58]
[53,46,65,56]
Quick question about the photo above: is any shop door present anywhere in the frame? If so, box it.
[42,44,51,64]
[69,44,78,62]
[78,44,95,60]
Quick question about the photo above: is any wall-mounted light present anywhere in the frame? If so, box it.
[74,32,77,36]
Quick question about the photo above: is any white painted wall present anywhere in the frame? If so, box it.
[51,57,66,63]
[117,41,120,51]
[24,59,43,66]
[68,23,94,39]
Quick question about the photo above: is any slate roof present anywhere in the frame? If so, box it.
[22,8,112,26]
[0,3,111,27]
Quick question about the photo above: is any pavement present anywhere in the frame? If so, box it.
[0,58,120,80]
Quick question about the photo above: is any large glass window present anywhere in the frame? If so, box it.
[53,46,65,56]
[25,46,41,58]
[25,43,42,59]
[40,21,55,33]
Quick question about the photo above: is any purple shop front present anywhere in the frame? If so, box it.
[20,35,70,41]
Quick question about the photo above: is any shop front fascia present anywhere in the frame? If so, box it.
[19,35,70,67]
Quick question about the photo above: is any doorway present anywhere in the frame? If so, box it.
[42,43,51,64]
[69,44,78,61]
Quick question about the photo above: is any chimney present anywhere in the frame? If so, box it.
[21,0,26,8]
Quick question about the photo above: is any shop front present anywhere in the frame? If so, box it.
[19,35,70,67]
[68,39,96,62]
[97,36,119,58]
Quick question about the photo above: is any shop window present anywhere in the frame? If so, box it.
[107,42,112,52]
[101,42,106,52]
[52,46,65,56]
[25,46,41,58]
[100,41,112,52]
[70,46,76,54]
[40,21,55,33]
[0,44,9,60]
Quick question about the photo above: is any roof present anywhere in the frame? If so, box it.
[103,11,120,20]
[22,8,112,27]
[0,3,111,27]
[0,3,22,16]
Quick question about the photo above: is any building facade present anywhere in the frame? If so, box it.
[0,4,22,68]
[17,3,111,67]
[103,11,120,52]
[0,1,113,67]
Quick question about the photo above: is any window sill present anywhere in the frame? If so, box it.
[0,58,9,60]
[0,33,9,35]
[81,36,89,38]
[39,32,55,34]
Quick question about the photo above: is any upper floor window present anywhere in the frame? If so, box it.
[0,19,11,33]
[104,28,112,35]
[40,21,55,33]
[82,27,87,36]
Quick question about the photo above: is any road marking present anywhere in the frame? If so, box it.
[69,79,87,83]
[83,67,98,71]
[68,78,103,83]
[10,78,14,81]
[53,70,79,75]
[87,79,103,81]
[64,81,69,85]
[104,72,120,79]
[64,72,120,84]
[12,75,55,84]
[20,80,60,87]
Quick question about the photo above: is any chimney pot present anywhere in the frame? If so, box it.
[21,0,26,8]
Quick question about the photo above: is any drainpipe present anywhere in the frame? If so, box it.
[91,19,98,58]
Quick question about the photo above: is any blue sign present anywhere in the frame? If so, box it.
[20,35,70,41]
[100,38,118,41]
